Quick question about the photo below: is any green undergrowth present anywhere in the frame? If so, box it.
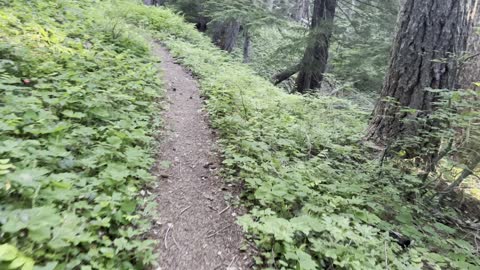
[1,0,161,269]
[2,1,479,269]
[121,3,480,270]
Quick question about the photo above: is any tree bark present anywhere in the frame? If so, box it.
[456,3,480,182]
[459,2,480,89]
[293,0,310,23]
[211,20,241,52]
[243,30,252,63]
[365,0,475,147]
[295,0,337,93]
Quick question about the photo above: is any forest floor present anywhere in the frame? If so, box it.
[150,42,252,270]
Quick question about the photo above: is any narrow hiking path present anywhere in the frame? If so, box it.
[151,42,251,270]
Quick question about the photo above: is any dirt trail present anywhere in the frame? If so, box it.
[151,42,250,270]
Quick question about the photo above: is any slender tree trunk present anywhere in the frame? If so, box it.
[211,20,241,53]
[365,0,474,147]
[243,30,252,63]
[293,0,310,23]
[295,0,337,93]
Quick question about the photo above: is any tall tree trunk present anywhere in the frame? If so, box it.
[295,0,337,93]
[293,0,310,23]
[243,30,252,63]
[456,4,480,185]
[365,0,475,147]
[459,3,480,89]
[211,20,241,53]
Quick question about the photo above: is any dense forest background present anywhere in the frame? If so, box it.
[152,0,400,96]
[150,0,480,196]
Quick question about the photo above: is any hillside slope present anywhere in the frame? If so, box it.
[121,3,480,270]
[1,1,479,269]
[0,1,160,269]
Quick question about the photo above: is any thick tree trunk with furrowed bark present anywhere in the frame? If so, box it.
[455,4,480,189]
[365,0,475,147]
[295,0,337,93]
[459,3,480,89]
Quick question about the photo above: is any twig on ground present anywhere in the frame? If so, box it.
[218,205,230,215]
[206,224,233,238]
[176,205,192,219]
[172,232,180,249]
[164,223,173,249]
[213,263,224,270]
[227,256,237,268]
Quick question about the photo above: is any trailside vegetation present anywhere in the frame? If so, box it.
[122,3,480,269]
[1,0,480,269]
[0,1,161,269]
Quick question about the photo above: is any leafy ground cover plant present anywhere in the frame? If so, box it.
[3,0,479,269]
[0,0,162,269]
[122,4,480,269]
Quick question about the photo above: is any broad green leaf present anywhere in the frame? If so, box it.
[296,250,317,270]
[0,244,18,261]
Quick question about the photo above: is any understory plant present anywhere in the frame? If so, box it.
[121,4,480,269]
[0,0,162,269]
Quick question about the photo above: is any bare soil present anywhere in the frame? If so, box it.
[150,42,251,270]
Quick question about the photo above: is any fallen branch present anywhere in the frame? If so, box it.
[227,255,237,268]
[218,205,230,215]
[272,64,300,85]
[206,224,233,238]
[438,155,480,202]
[172,233,181,249]
[176,205,192,219]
